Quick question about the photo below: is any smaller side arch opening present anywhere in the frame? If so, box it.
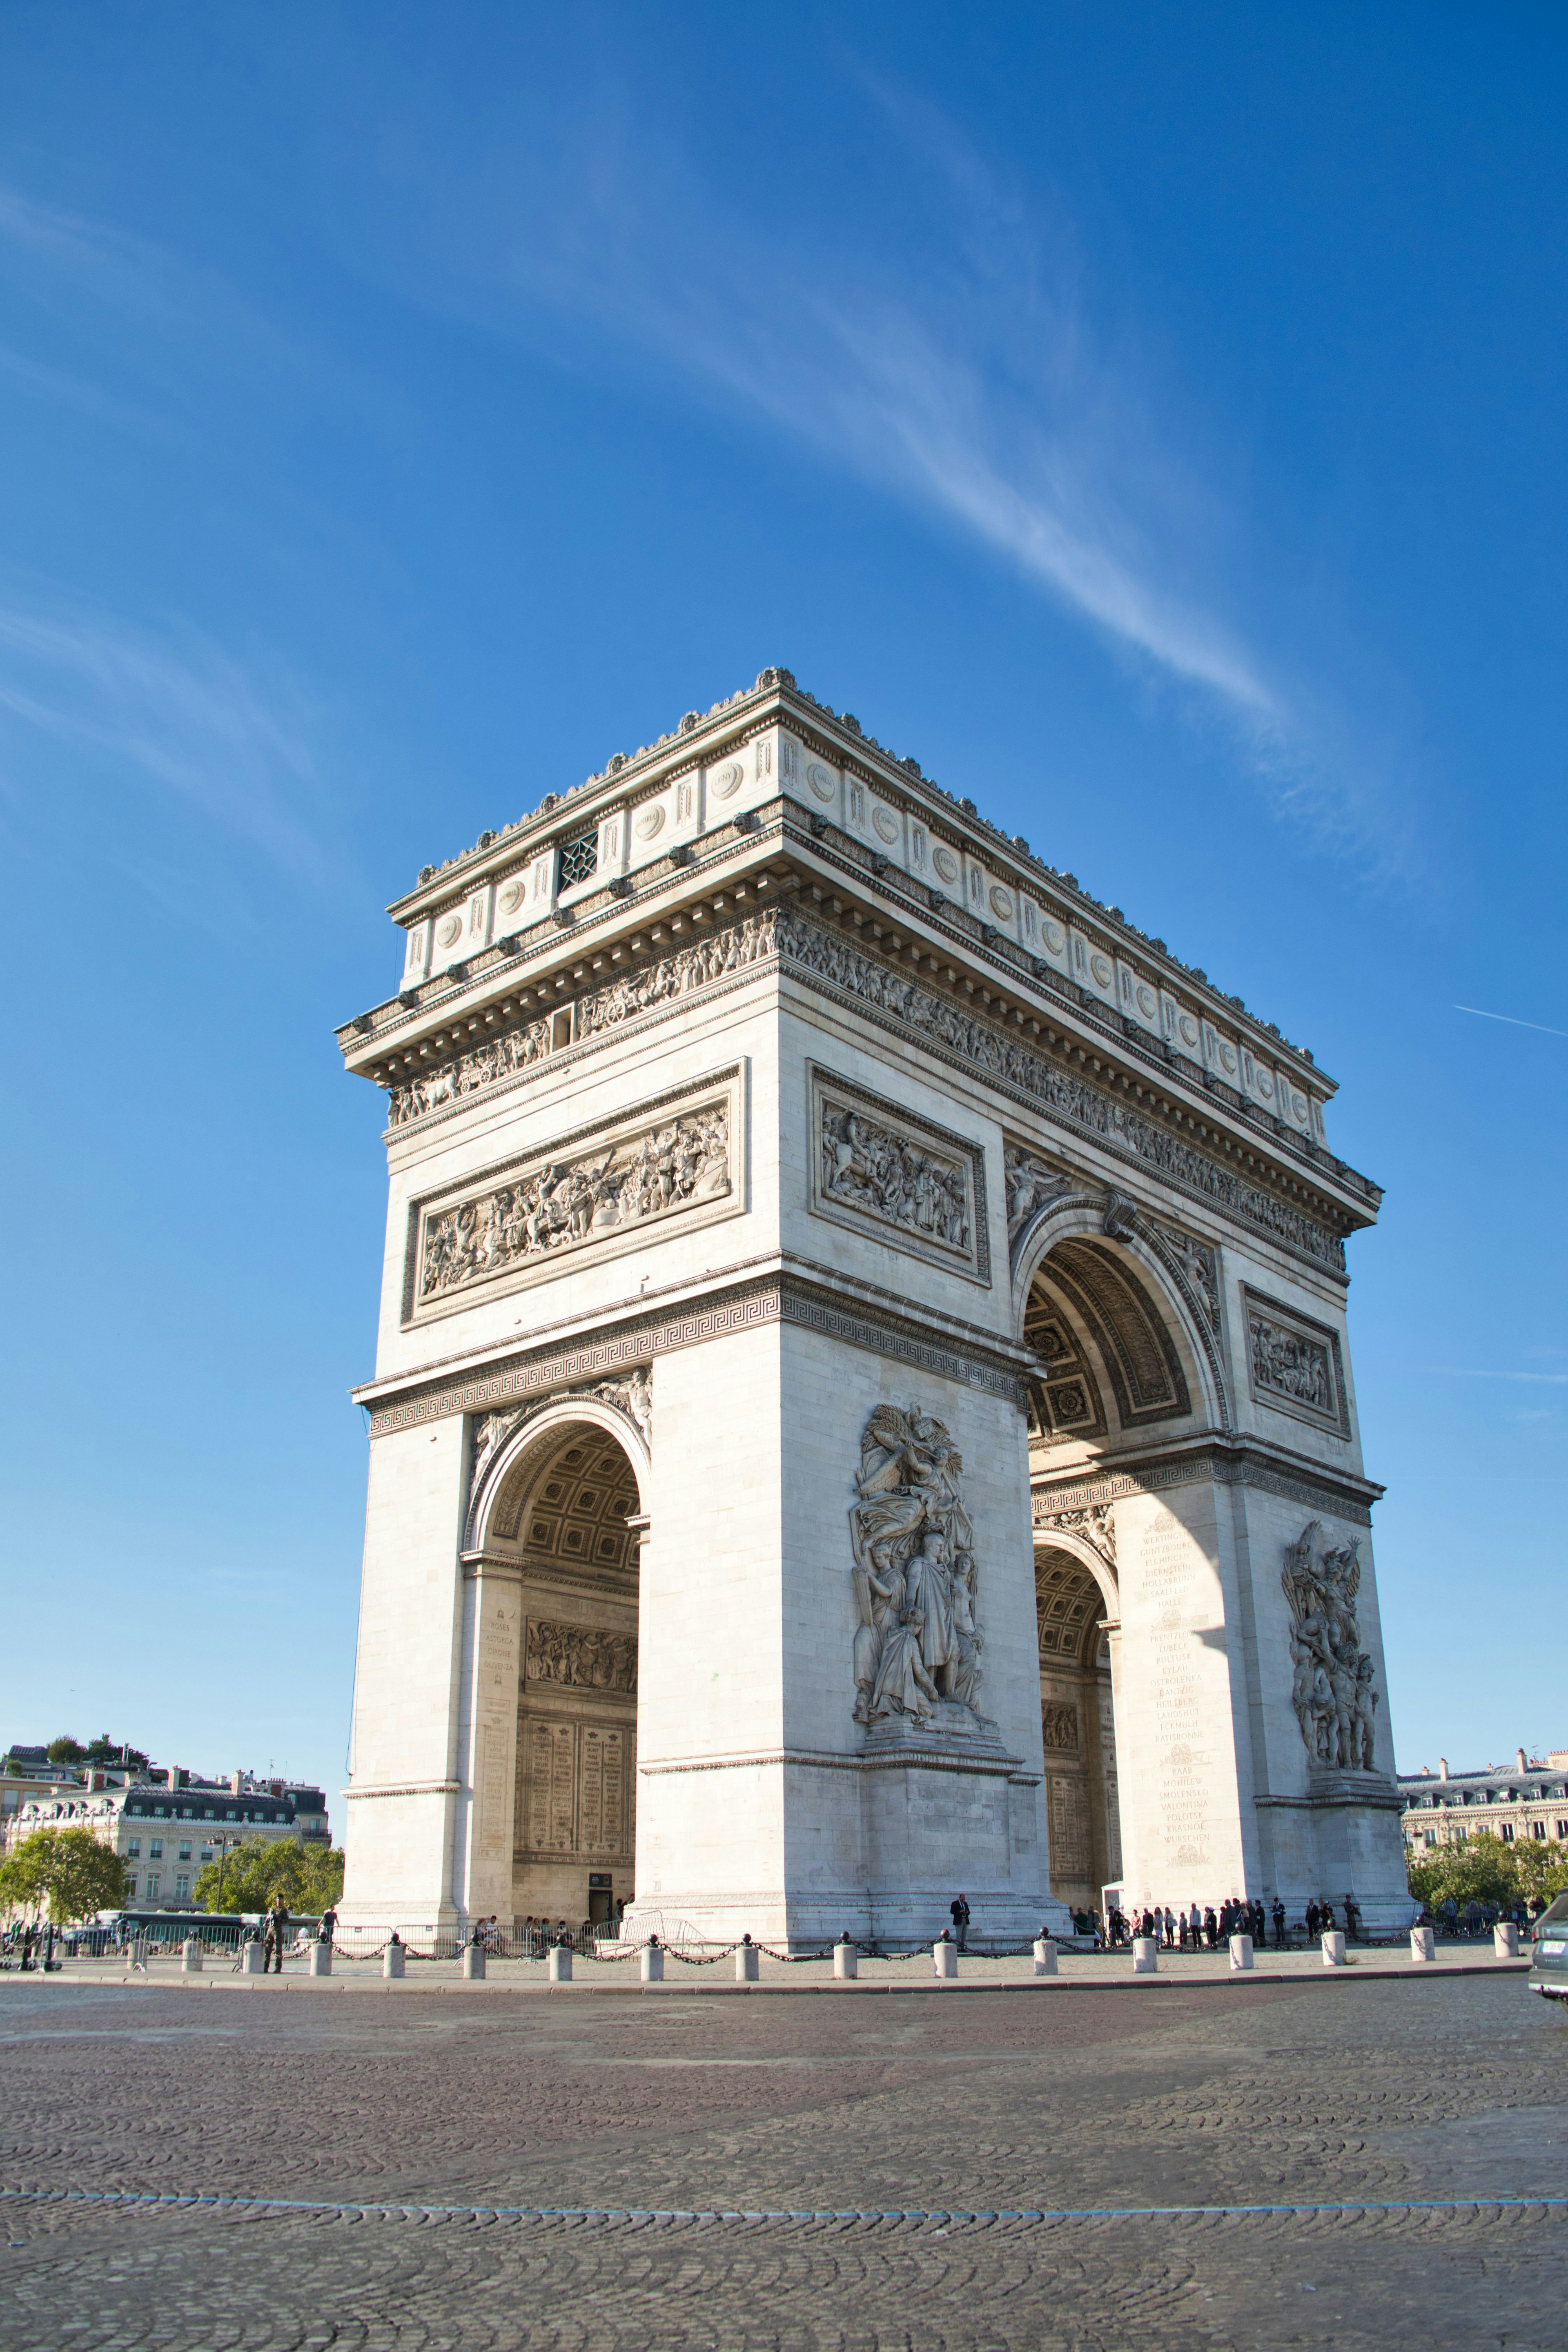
[1035,1546,1122,1915]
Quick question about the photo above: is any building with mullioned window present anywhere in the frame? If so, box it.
[1399,1747,1568,1852]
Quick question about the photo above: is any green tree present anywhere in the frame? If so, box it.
[83,1735,148,1768]
[1513,1837,1568,1905]
[1408,1831,1526,1910]
[46,1736,86,1766]
[193,1839,344,1916]
[0,1828,127,1923]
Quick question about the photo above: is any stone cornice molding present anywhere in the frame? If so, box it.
[376,669,1337,1119]
[343,1780,462,1802]
[1030,1438,1383,1526]
[358,1261,1030,1439]
[638,1745,1035,1784]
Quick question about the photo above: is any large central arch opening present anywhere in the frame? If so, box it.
[1019,1204,1220,1917]
[472,1401,646,1935]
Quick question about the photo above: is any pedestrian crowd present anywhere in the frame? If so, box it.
[1066,1893,1367,1950]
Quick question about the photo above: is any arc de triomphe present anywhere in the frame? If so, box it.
[336,669,1412,1943]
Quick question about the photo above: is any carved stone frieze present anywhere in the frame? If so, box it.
[414,1100,731,1312]
[1243,1287,1348,1434]
[1282,1520,1379,1773]
[525,1618,637,1694]
[1041,1703,1080,1752]
[773,912,1348,1272]
[850,1405,986,1733]
[810,1067,984,1278]
[388,910,780,1127]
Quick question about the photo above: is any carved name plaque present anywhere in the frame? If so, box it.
[810,1065,988,1283]
[405,1068,743,1321]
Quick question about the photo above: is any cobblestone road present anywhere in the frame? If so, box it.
[2,1971,1564,2348]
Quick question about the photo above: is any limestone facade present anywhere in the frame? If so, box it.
[337,669,1413,1943]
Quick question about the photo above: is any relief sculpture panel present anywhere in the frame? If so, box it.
[525,1619,637,1694]
[407,1071,740,1320]
[810,1067,987,1281]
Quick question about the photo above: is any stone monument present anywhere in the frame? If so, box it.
[334,668,1412,1944]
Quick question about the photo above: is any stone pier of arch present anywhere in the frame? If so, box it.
[336,671,1414,1945]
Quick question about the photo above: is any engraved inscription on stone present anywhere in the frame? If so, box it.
[579,1725,625,1854]
[1049,1775,1089,1878]
[525,1619,637,1693]
[522,1720,577,1854]
[416,1101,730,1304]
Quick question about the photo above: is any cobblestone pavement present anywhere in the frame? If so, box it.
[2,1972,1564,2348]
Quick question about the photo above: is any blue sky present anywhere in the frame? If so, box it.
[2,3,1564,1811]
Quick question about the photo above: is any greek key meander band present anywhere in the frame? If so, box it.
[383,905,1347,1274]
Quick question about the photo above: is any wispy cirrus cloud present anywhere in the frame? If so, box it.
[0,592,325,875]
[346,64,1412,866]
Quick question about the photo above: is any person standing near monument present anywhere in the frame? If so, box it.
[950,1894,970,1951]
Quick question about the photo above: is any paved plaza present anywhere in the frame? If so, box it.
[2,1961,1565,2349]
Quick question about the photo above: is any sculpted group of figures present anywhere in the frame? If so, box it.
[821,1106,969,1250]
[850,1405,984,1730]
[1282,1520,1379,1772]
[525,1619,637,1694]
[420,1110,729,1299]
[1251,1316,1334,1414]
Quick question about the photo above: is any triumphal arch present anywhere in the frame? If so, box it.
[336,668,1412,1943]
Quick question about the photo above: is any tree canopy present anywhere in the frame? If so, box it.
[1407,1831,1568,1910]
[193,1839,344,1917]
[0,1828,128,1923]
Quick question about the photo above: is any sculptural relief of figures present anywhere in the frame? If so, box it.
[388,911,779,1127]
[1252,1316,1334,1414]
[1281,1521,1378,1771]
[526,1620,637,1693]
[1003,1147,1071,1250]
[419,1107,729,1300]
[850,1403,983,1730]
[821,1106,969,1252]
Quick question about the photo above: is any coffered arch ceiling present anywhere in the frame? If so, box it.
[1026,1238,1190,1447]
[1035,1547,1110,1668]
[492,1426,639,1585]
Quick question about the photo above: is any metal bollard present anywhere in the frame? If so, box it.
[548,1945,573,1982]
[462,1942,486,1980]
[1132,1936,1158,1974]
[383,1942,406,1979]
[1494,1920,1520,1958]
[933,1938,958,1979]
[1229,1933,1254,1972]
[1321,1931,1347,1967]
[735,1940,759,1982]
[640,1942,663,1982]
[1033,1937,1058,1977]
[307,1940,332,1978]
[181,1938,203,1975]
[1410,1926,1436,1964]
[833,1939,858,1979]
[241,1938,266,1976]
